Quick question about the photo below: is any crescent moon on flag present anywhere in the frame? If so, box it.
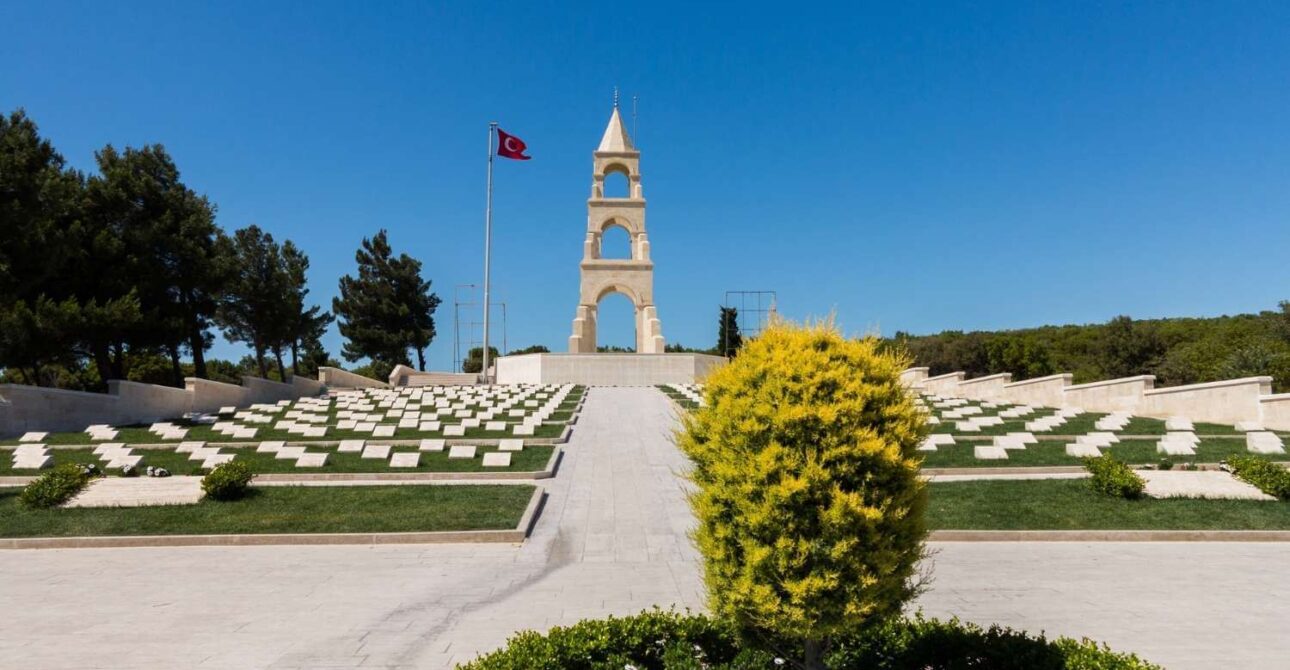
[504,137,520,151]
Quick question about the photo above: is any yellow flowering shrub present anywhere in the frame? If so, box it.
[677,319,928,666]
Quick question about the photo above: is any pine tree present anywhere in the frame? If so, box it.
[717,306,742,357]
[333,230,440,371]
[216,226,291,379]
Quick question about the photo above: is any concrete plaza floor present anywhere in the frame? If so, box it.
[1,387,1288,669]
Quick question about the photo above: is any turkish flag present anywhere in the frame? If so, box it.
[496,128,531,160]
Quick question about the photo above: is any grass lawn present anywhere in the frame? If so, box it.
[0,445,554,477]
[0,484,535,537]
[927,478,1290,530]
[919,438,1278,468]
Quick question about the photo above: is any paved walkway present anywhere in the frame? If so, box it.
[4,388,1290,669]
[0,387,703,669]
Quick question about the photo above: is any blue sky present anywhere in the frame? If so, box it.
[4,2,1290,371]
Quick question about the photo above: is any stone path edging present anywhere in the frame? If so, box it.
[0,487,547,551]
[930,529,1290,542]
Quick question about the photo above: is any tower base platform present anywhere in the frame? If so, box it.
[494,353,726,386]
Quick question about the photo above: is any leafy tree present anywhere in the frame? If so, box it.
[1100,315,1163,378]
[216,225,291,379]
[280,241,333,375]
[596,345,634,352]
[0,109,94,384]
[333,230,440,371]
[678,319,928,669]
[84,144,229,385]
[717,306,742,357]
[462,346,499,373]
[506,344,549,355]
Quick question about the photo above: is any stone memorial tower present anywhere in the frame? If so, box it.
[567,105,666,353]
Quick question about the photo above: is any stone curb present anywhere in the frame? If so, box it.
[254,446,564,483]
[929,530,1290,542]
[0,486,548,550]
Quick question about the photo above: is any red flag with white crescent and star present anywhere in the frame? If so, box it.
[496,128,531,160]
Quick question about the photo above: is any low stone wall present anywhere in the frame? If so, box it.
[1260,394,1290,431]
[905,365,1290,429]
[1062,375,1155,413]
[0,374,327,438]
[1139,377,1272,425]
[921,372,965,397]
[899,367,930,388]
[388,364,478,387]
[956,373,1012,401]
[999,373,1072,407]
[318,366,388,389]
[495,353,726,385]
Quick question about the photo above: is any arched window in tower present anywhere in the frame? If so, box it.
[602,165,630,198]
[600,224,632,259]
[595,290,637,352]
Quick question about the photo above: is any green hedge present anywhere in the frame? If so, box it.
[1225,455,1290,499]
[457,610,1159,670]
[1084,455,1145,499]
[201,461,254,501]
[20,463,94,509]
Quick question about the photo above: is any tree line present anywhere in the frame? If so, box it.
[1,109,440,390]
[886,304,1290,392]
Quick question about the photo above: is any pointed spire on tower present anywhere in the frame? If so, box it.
[597,105,635,153]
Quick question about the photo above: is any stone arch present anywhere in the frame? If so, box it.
[592,287,641,351]
[597,224,633,260]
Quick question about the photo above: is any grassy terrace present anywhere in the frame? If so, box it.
[919,438,1279,468]
[0,444,554,476]
[0,389,585,447]
[657,386,700,410]
[928,411,1243,436]
[927,478,1290,530]
[0,484,535,537]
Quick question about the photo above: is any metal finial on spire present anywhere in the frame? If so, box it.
[613,86,619,108]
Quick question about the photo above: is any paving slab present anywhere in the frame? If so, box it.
[65,475,204,508]
[1141,470,1275,500]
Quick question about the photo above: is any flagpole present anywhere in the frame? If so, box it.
[481,121,497,384]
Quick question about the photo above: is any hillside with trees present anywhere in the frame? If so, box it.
[887,304,1290,392]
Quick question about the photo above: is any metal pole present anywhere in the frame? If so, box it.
[481,122,497,384]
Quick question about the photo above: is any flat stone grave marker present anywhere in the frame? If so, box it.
[481,452,511,467]
[498,439,524,452]
[973,446,1009,460]
[353,422,376,433]
[1235,421,1264,432]
[512,424,535,436]
[361,444,391,460]
[389,452,420,468]
[18,432,48,443]
[486,421,507,431]
[231,427,258,439]
[202,453,235,469]
[301,426,327,438]
[372,425,396,438]
[274,446,306,460]
[337,439,365,453]
[448,445,476,459]
[1166,416,1194,431]
[255,440,285,453]
[1065,444,1102,457]
[419,421,441,432]
[419,439,446,452]
[444,424,466,437]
